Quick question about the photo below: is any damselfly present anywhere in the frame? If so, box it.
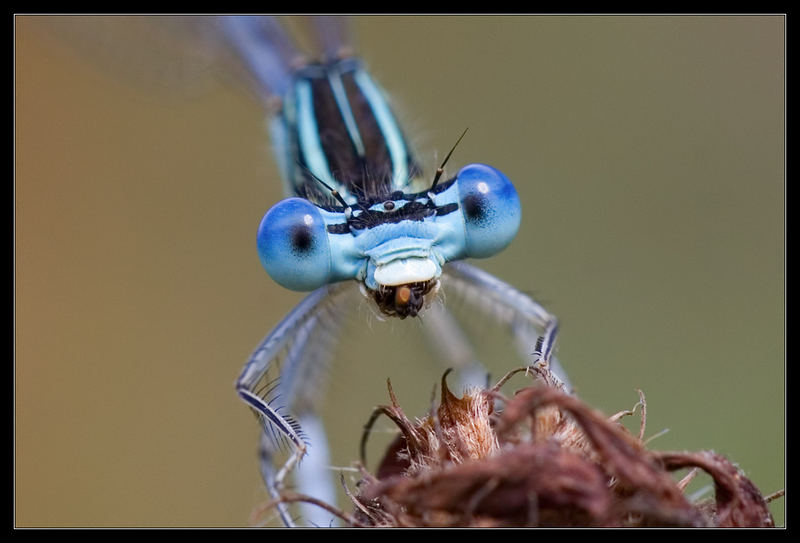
[221,16,569,526]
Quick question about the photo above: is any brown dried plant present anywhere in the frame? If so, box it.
[258,363,780,528]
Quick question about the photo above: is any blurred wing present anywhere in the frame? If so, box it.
[33,15,355,104]
[35,16,232,96]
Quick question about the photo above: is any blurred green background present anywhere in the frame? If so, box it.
[15,15,784,527]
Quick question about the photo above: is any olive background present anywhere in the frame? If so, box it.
[16,15,784,527]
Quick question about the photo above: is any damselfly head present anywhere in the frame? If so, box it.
[257,163,522,317]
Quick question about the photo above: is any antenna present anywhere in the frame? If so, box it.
[429,127,469,193]
[299,163,352,215]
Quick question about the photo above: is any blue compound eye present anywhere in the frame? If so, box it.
[456,163,522,258]
[257,198,332,291]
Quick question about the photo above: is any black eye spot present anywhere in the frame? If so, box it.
[463,194,486,222]
[290,224,314,253]
[383,201,395,211]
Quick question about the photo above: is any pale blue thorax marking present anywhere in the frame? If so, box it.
[296,80,336,189]
[353,70,409,189]
[327,70,367,158]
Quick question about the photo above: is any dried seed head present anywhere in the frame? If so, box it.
[347,363,779,528]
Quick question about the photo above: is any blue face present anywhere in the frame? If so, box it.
[257,163,521,317]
